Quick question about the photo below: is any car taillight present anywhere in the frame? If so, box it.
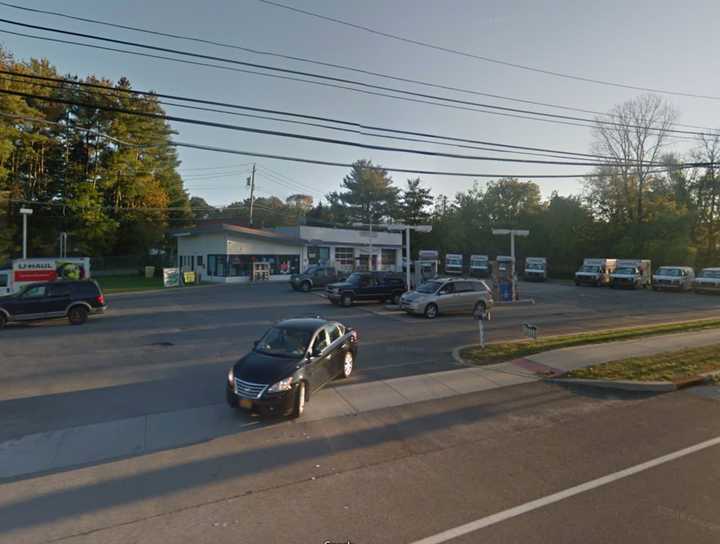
[97,294,105,305]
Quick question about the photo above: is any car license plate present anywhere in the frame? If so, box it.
[239,399,253,410]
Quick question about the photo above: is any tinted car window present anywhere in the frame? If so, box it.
[256,326,313,357]
[359,277,375,288]
[71,282,100,298]
[48,284,71,297]
[313,329,330,352]
[0,274,7,288]
[438,283,455,295]
[454,281,475,293]
[22,285,47,298]
[472,281,489,292]
[328,325,341,343]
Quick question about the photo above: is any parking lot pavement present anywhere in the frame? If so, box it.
[3,382,720,544]
[2,280,720,442]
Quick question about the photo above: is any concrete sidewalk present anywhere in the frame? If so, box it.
[3,328,719,481]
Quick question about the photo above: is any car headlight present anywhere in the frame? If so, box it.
[267,377,293,393]
[227,368,234,385]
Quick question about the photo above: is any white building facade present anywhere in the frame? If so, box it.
[175,224,402,283]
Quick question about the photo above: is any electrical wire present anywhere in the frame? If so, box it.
[255,0,720,102]
[0,86,643,167]
[3,0,717,134]
[2,69,624,159]
[0,20,711,138]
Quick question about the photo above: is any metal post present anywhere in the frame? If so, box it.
[22,213,27,259]
[510,231,516,301]
[248,163,256,226]
[478,318,485,349]
[405,227,411,289]
[368,221,373,271]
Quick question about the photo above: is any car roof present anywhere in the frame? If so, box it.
[276,317,331,330]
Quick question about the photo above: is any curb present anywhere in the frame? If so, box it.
[547,369,720,393]
[452,344,474,366]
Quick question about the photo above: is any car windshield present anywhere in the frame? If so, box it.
[700,270,720,279]
[615,267,636,275]
[303,266,319,275]
[527,263,544,270]
[656,268,682,276]
[255,326,313,357]
[346,272,366,285]
[580,265,601,273]
[417,281,442,294]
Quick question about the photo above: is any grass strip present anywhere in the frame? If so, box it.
[565,344,720,382]
[95,275,163,293]
[460,318,720,366]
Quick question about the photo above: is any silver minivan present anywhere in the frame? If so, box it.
[400,278,493,319]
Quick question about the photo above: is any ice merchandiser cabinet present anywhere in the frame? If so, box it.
[470,255,489,277]
[444,253,463,275]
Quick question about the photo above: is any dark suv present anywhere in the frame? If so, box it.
[0,280,106,329]
[326,271,406,307]
[290,265,346,292]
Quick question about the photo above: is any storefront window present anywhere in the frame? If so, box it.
[381,249,397,271]
[334,247,354,271]
[307,246,330,265]
[207,254,300,277]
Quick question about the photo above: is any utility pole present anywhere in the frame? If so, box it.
[20,208,33,259]
[247,163,256,226]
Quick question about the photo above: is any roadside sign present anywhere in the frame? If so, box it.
[183,271,197,285]
[163,268,180,288]
[522,322,538,340]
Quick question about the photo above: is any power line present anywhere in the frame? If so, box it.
[171,140,694,180]
[0,20,712,138]
[0,70,685,160]
[0,87,641,167]
[256,0,720,102]
[2,0,716,134]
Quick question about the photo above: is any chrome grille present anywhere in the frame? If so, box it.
[234,379,267,399]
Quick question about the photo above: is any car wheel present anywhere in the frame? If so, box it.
[301,281,311,292]
[341,294,353,307]
[0,313,6,330]
[392,293,402,305]
[291,382,306,418]
[424,303,439,319]
[67,306,88,325]
[341,351,354,379]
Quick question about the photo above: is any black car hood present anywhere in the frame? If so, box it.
[233,350,303,385]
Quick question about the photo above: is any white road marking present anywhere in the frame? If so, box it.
[410,435,720,544]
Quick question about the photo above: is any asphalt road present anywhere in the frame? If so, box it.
[3,382,720,543]
[1,280,720,441]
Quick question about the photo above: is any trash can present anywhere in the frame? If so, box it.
[144,266,155,279]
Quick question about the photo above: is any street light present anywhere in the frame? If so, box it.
[386,223,432,289]
[19,208,33,259]
[492,228,529,301]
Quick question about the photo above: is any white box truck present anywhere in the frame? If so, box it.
[524,257,547,281]
[469,255,489,278]
[575,258,617,287]
[652,266,695,291]
[0,257,91,296]
[610,259,652,289]
[444,253,463,275]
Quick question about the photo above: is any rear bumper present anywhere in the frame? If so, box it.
[226,384,296,416]
[91,305,107,315]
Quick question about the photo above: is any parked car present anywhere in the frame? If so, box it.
[400,277,493,319]
[226,317,358,418]
[289,265,346,292]
[325,271,406,307]
[652,266,695,291]
[610,259,652,289]
[0,280,106,329]
[693,268,720,294]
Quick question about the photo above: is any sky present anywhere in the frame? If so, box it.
[2,0,719,207]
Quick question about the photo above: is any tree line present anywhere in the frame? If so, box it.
[1,48,719,277]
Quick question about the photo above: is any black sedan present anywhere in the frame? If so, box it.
[226,317,358,418]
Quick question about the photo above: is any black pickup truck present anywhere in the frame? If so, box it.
[325,271,406,307]
[290,265,346,292]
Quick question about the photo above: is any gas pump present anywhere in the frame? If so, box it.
[492,256,516,302]
[414,250,439,288]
